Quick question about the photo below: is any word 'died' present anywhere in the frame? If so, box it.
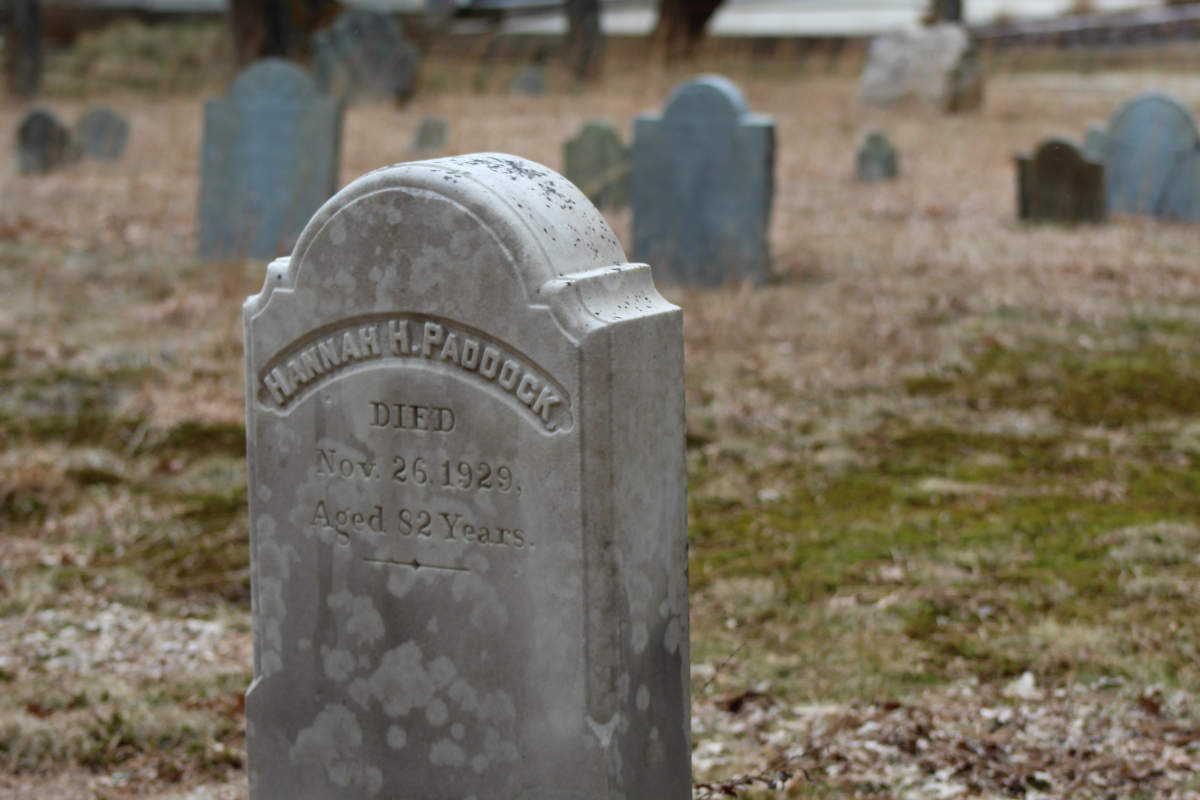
[257,316,571,432]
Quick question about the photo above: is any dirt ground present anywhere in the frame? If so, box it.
[2,52,1200,799]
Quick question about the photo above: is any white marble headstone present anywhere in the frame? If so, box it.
[243,154,690,800]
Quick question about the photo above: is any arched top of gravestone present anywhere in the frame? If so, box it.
[1107,91,1200,147]
[662,75,749,123]
[228,58,316,104]
[254,153,627,317]
[1035,136,1090,164]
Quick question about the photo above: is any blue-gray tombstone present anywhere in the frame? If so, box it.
[17,108,71,175]
[1101,92,1200,221]
[1016,137,1105,224]
[76,106,128,161]
[856,130,898,182]
[510,67,546,97]
[313,10,420,103]
[1083,123,1106,163]
[564,120,629,209]
[411,116,448,154]
[632,75,775,287]
[197,59,342,261]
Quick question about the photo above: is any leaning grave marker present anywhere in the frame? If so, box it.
[198,58,342,261]
[1101,91,1200,222]
[632,75,775,287]
[243,154,691,799]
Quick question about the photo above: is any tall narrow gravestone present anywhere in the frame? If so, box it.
[632,76,775,286]
[313,10,420,102]
[564,120,630,209]
[1016,138,1105,223]
[1101,92,1200,221]
[198,59,342,260]
[243,154,691,800]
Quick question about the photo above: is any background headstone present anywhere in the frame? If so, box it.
[312,9,420,102]
[564,120,630,209]
[411,116,448,154]
[632,75,775,286]
[1101,92,1200,221]
[243,153,690,800]
[17,108,71,175]
[197,59,342,261]
[1016,137,1105,223]
[510,67,546,96]
[860,23,983,113]
[1083,123,1106,162]
[856,130,898,182]
[76,106,129,161]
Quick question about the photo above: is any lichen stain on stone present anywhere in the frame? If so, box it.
[290,704,383,796]
[327,589,385,646]
[321,646,356,681]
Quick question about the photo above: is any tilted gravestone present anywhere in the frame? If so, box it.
[76,106,129,161]
[17,108,72,175]
[1100,92,1200,221]
[411,116,448,154]
[856,130,898,182]
[564,120,630,209]
[632,75,775,286]
[198,59,342,261]
[313,10,420,102]
[861,23,983,113]
[242,153,690,800]
[1015,137,1105,224]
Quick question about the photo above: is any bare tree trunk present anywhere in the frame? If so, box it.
[925,0,963,23]
[1,0,41,98]
[650,0,724,61]
[565,0,602,81]
[228,0,340,66]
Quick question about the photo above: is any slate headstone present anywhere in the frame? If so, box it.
[861,23,983,113]
[242,153,690,800]
[1083,123,1106,162]
[632,75,775,286]
[313,10,420,102]
[197,59,342,261]
[564,120,630,209]
[1016,137,1105,223]
[1100,92,1200,221]
[76,106,129,161]
[856,130,898,182]
[510,67,546,96]
[17,108,71,175]
[411,116,448,154]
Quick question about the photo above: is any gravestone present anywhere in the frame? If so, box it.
[1015,137,1105,223]
[313,10,420,102]
[856,130,898,182]
[632,75,775,286]
[564,120,630,209]
[411,116,448,154]
[242,153,690,800]
[1083,123,1106,162]
[197,59,342,261]
[17,108,71,175]
[1100,92,1200,221]
[861,23,983,113]
[510,67,546,96]
[76,106,129,161]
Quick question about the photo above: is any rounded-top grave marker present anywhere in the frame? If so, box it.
[1101,91,1200,221]
[243,153,690,800]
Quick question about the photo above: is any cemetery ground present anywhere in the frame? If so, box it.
[3,58,1200,799]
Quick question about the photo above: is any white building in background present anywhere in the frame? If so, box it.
[52,0,1166,36]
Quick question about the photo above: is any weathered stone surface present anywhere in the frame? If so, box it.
[313,10,420,102]
[856,130,898,182]
[1101,91,1200,221]
[510,67,546,96]
[76,106,128,161]
[1016,137,1105,223]
[860,23,983,113]
[411,116,448,154]
[632,75,775,286]
[242,153,690,800]
[17,108,71,175]
[564,120,629,209]
[197,59,342,261]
